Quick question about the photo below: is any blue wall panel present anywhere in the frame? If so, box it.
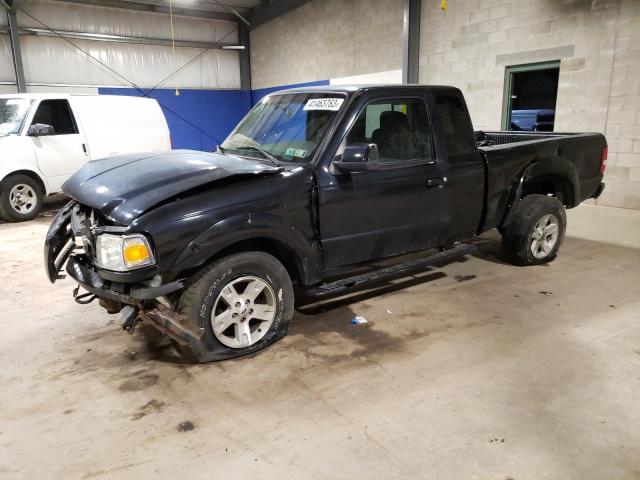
[98,87,251,151]
[99,80,329,151]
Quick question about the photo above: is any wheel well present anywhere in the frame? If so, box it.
[2,170,46,195]
[522,176,573,207]
[187,237,304,286]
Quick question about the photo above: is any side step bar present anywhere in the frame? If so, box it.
[305,243,476,299]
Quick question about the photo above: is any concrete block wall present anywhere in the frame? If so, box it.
[249,0,639,209]
[419,0,640,209]
[250,0,403,90]
[605,1,640,208]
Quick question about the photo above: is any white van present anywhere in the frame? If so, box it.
[0,94,171,222]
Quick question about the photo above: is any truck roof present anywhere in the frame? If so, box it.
[272,84,461,95]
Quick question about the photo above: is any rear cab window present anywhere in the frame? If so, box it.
[434,93,476,158]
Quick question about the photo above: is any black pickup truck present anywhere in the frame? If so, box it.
[45,85,607,362]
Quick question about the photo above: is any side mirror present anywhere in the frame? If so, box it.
[28,123,55,137]
[332,143,380,174]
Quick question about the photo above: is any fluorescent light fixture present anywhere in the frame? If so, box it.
[221,45,245,50]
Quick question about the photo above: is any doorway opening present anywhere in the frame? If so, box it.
[502,61,560,132]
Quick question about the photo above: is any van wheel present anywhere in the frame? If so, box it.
[0,174,43,222]
[178,252,294,362]
[501,194,566,266]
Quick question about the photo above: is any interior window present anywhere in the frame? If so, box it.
[346,98,433,163]
[31,100,78,135]
[435,94,476,157]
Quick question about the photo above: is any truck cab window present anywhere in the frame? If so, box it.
[346,98,433,163]
[435,94,476,157]
[31,100,78,135]
[221,93,345,163]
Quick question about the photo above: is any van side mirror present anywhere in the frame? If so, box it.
[28,124,55,136]
[332,144,380,174]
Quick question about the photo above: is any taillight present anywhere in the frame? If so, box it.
[169,135,173,149]
[600,145,608,174]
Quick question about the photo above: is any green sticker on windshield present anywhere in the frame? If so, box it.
[285,147,308,158]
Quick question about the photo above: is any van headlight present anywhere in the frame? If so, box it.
[95,233,155,271]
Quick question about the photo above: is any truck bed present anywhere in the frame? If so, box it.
[474,130,606,233]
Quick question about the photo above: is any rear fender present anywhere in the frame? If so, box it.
[500,157,579,228]
[170,212,323,286]
[524,156,580,207]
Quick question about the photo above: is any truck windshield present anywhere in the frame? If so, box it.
[221,93,346,163]
[0,98,33,136]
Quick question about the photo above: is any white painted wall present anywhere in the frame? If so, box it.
[330,69,403,85]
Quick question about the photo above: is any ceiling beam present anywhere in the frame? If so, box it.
[59,0,238,21]
[402,0,420,84]
[248,0,312,29]
[6,6,27,92]
[0,25,242,49]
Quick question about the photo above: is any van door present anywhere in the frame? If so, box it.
[28,99,88,192]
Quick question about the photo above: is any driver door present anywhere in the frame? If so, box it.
[29,99,88,191]
[317,96,451,268]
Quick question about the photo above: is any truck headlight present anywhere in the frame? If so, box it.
[95,233,155,271]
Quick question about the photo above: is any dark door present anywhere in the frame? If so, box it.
[432,91,485,241]
[504,62,560,131]
[317,96,451,269]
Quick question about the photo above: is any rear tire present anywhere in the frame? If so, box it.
[501,194,566,266]
[177,252,294,362]
[0,174,43,222]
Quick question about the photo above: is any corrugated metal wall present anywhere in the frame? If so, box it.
[0,12,15,86]
[0,0,246,149]
[8,0,240,90]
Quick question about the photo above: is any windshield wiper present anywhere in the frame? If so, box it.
[234,145,281,167]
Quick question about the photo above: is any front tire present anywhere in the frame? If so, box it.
[178,252,294,362]
[0,174,43,222]
[501,194,566,266]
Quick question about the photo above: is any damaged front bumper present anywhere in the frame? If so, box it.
[44,202,204,358]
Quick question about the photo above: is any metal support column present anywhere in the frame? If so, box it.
[402,0,421,84]
[5,1,26,93]
[238,22,251,91]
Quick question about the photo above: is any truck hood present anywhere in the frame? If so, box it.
[63,149,283,225]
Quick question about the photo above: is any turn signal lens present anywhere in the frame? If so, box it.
[124,244,149,263]
[122,236,153,269]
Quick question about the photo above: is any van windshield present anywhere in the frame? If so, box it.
[221,93,346,164]
[0,98,33,136]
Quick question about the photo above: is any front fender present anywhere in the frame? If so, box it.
[170,212,323,286]
[0,137,49,193]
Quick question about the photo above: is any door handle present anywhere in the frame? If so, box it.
[426,177,447,188]
[82,143,87,154]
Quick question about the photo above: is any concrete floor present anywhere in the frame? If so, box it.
[1,203,639,480]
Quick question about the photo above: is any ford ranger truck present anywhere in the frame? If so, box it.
[44,85,607,362]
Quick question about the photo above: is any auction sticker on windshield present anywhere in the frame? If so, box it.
[303,98,344,111]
